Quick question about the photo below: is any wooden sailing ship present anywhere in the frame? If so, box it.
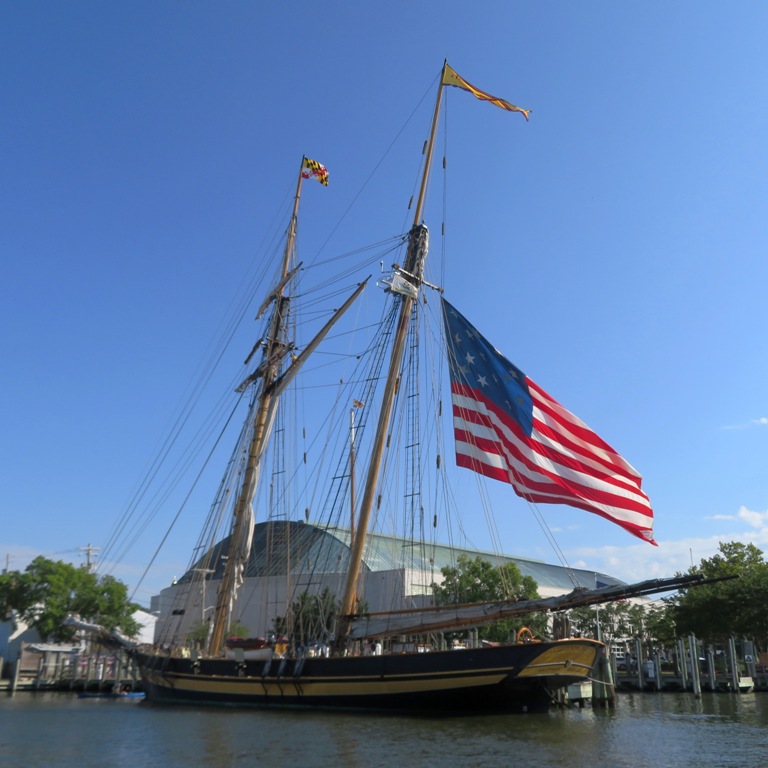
[132,62,664,713]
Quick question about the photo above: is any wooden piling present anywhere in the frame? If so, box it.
[706,647,716,691]
[592,648,616,708]
[677,638,688,690]
[10,658,19,692]
[634,638,643,690]
[728,637,739,692]
[689,634,701,698]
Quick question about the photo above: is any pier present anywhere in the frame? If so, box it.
[565,634,767,707]
[0,645,141,693]
[611,635,767,695]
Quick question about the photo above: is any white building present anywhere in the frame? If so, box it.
[150,521,623,644]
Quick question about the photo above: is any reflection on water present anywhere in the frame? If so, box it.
[1,692,767,768]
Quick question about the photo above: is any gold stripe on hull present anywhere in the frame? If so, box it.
[139,639,602,709]
[146,669,510,697]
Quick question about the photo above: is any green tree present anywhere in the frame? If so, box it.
[671,542,768,647]
[570,600,672,654]
[274,587,338,646]
[643,602,677,648]
[273,593,367,646]
[432,555,544,643]
[187,618,249,649]
[186,621,210,647]
[228,620,249,639]
[570,602,632,645]
[0,569,30,624]
[0,556,140,642]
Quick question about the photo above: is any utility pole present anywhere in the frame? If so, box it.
[191,568,214,624]
[79,543,101,572]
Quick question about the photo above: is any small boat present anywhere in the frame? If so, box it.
[78,691,145,700]
[128,62,686,714]
[223,636,286,661]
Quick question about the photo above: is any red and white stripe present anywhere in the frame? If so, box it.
[451,379,656,545]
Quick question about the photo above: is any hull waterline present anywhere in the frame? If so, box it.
[134,638,601,714]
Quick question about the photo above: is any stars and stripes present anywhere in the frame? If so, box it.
[441,297,656,545]
[301,157,329,186]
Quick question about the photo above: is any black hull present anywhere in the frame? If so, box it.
[135,639,601,715]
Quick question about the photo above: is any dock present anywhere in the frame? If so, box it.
[564,634,767,707]
[0,646,141,693]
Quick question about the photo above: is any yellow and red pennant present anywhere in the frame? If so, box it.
[442,64,530,121]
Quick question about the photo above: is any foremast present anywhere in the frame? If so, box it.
[207,157,368,657]
[206,160,305,656]
[335,63,448,646]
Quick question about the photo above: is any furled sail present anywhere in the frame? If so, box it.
[347,574,711,639]
[226,396,278,614]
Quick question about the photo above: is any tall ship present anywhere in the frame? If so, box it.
[130,63,663,713]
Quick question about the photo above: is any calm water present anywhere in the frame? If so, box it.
[1,692,767,768]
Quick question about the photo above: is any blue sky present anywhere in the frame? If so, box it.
[2,2,767,607]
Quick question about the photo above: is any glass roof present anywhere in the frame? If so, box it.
[179,521,623,593]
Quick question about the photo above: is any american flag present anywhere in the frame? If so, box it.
[442,298,656,545]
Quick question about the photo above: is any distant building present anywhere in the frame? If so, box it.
[0,610,157,665]
[0,612,41,662]
[130,610,157,645]
[151,521,623,643]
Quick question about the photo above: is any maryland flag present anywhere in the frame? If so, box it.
[301,157,329,186]
[442,64,530,120]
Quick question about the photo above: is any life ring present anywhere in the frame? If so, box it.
[516,627,534,644]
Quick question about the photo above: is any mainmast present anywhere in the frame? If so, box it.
[336,63,447,643]
[207,160,307,656]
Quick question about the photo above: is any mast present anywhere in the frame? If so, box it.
[207,159,306,656]
[336,63,447,643]
[349,407,357,545]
